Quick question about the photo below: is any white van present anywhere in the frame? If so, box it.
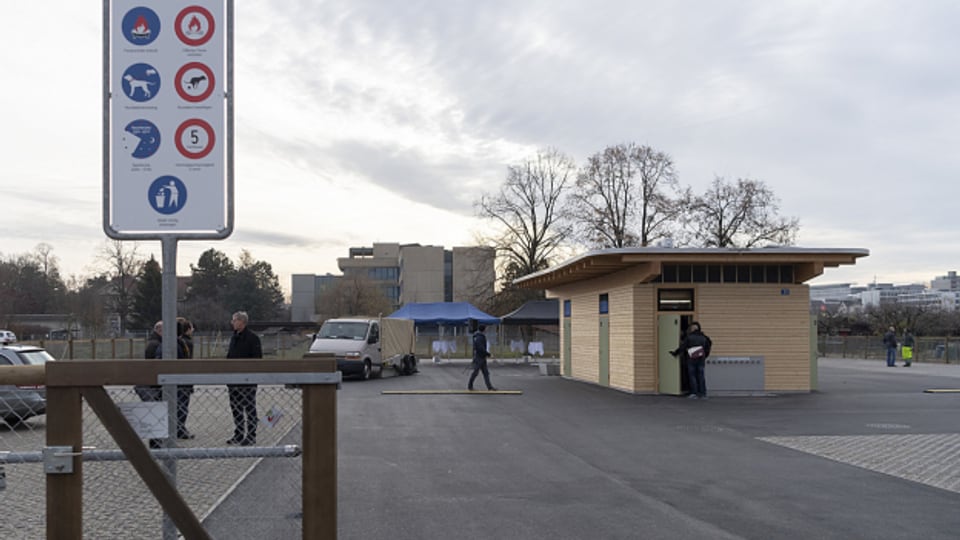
[0,330,16,345]
[309,318,417,380]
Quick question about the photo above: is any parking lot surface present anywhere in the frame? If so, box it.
[6,357,959,539]
[314,358,957,540]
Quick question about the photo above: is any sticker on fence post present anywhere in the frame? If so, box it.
[261,406,284,428]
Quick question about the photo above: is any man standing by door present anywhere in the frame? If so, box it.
[678,322,712,400]
[226,311,262,446]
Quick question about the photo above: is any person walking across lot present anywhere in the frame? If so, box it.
[901,329,915,367]
[678,322,712,399]
[226,311,262,446]
[468,324,496,391]
[883,326,898,367]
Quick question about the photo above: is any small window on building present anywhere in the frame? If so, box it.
[678,265,692,282]
[599,294,609,314]
[751,265,766,283]
[723,265,737,283]
[658,289,694,311]
[563,300,571,318]
[662,264,677,282]
[766,265,780,283]
[780,265,794,283]
[707,265,722,283]
[692,265,707,282]
[737,265,751,283]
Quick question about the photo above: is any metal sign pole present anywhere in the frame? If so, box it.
[161,236,178,361]
[160,235,178,540]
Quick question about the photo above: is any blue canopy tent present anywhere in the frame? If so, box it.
[388,302,499,326]
[388,302,499,359]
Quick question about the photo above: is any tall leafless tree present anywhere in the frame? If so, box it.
[569,143,680,248]
[96,240,144,336]
[476,148,576,284]
[686,177,799,248]
[315,274,393,320]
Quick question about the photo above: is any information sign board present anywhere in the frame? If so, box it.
[104,0,232,238]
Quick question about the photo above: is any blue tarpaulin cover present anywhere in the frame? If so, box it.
[388,302,500,325]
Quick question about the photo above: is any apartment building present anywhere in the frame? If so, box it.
[290,243,495,322]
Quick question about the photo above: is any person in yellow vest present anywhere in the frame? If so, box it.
[901,330,914,367]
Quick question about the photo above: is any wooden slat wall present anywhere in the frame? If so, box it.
[569,292,599,382]
[607,284,635,391]
[632,286,656,392]
[696,283,811,391]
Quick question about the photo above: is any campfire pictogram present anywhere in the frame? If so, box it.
[131,15,151,39]
[186,15,203,37]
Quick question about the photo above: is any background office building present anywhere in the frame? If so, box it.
[290,243,495,322]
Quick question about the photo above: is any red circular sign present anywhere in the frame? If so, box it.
[175,62,215,103]
[175,118,216,159]
[175,6,215,47]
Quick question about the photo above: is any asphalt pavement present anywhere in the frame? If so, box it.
[203,357,960,539]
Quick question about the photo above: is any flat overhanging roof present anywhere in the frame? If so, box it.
[513,247,869,289]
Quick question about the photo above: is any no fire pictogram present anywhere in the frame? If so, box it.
[175,5,215,47]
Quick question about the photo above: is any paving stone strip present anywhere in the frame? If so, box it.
[759,433,960,494]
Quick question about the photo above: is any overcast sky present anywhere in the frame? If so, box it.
[2,1,958,295]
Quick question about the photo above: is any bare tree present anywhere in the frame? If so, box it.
[476,148,576,284]
[685,177,799,248]
[97,240,144,336]
[569,143,680,248]
[315,274,392,320]
[32,242,59,278]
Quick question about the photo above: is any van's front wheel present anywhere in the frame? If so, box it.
[361,360,372,380]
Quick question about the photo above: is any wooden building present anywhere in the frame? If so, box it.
[514,247,867,395]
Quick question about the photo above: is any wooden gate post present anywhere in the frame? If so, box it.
[46,387,83,540]
[303,383,337,539]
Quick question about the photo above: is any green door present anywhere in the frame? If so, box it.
[658,314,681,395]
[563,319,572,376]
[599,316,610,386]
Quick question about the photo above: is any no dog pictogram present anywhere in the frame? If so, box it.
[176,62,215,102]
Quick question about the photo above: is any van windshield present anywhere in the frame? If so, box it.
[317,322,368,340]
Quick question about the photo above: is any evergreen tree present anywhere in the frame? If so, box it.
[130,256,163,330]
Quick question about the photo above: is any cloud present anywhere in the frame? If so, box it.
[4,0,960,291]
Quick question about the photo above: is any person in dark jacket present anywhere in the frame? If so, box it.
[883,326,898,367]
[174,318,195,439]
[226,311,262,446]
[675,322,712,399]
[151,319,194,439]
[135,321,163,403]
[468,324,496,391]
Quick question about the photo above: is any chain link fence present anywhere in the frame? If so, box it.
[818,335,960,363]
[16,332,313,361]
[1,382,305,539]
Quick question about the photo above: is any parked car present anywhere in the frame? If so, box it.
[0,345,55,424]
[0,330,16,345]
